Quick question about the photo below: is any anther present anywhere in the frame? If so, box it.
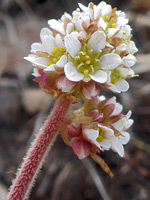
[86,60,91,65]
[84,69,89,75]
[104,16,109,21]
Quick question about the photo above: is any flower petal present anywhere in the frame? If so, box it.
[56,55,67,67]
[119,131,130,145]
[57,75,77,92]
[24,54,37,63]
[97,18,107,30]
[83,128,99,147]
[122,54,136,67]
[44,64,55,72]
[64,34,81,58]
[78,3,88,12]
[115,79,129,92]
[55,34,65,48]
[29,57,49,68]
[48,19,65,35]
[31,43,45,53]
[32,68,40,77]
[40,28,52,40]
[89,70,107,83]
[111,138,124,157]
[64,62,84,81]
[87,31,106,52]
[40,28,55,54]
[100,53,122,69]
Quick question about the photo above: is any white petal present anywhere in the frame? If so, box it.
[48,19,65,35]
[106,97,123,116]
[66,22,74,34]
[40,28,52,40]
[56,55,67,67]
[108,83,120,93]
[41,36,56,55]
[24,54,37,63]
[57,76,76,92]
[78,3,88,12]
[61,12,72,21]
[108,27,120,38]
[64,62,83,81]
[126,110,132,118]
[106,96,116,104]
[100,53,121,69]
[98,1,112,17]
[122,54,136,67]
[32,57,49,68]
[115,79,129,92]
[89,70,107,83]
[126,41,138,54]
[97,18,107,30]
[119,68,129,77]
[99,95,106,101]
[64,34,81,58]
[83,128,100,148]
[55,34,65,48]
[112,103,123,116]
[111,138,124,157]
[93,5,101,20]
[112,118,125,131]
[32,68,40,77]
[78,145,87,159]
[99,138,111,150]
[99,125,114,137]
[31,43,45,53]
[87,31,106,52]
[116,44,127,51]
[80,31,86,38]
[119,132,130,145]
[44,64,55,71]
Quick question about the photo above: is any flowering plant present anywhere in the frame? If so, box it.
[7,2,137,200]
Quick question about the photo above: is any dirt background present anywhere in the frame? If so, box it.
[0,0,150,199]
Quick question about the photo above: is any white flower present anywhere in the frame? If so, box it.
[106,71,130,93]
[112,110,133,131]
[25,27,67,72]
[64,31,108,83]
[126,41,138,54]
[83,124,125,157]
[25,1,138,96]
[94,1,112,19]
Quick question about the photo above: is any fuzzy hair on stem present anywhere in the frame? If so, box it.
[7,95,72,200]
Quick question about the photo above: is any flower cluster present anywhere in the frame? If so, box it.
[24,1,137,177]
[25,1,137,99]
[63,96,133,159]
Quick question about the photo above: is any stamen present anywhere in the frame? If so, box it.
[51,47,59,55]
[86,60,91,65]
[111,23,116,28]
[104,16,109,21]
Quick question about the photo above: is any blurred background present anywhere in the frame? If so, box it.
[0,0,150,199]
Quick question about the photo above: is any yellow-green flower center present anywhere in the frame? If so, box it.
[69,43,102,81]
[96,127,105,142]
[47,47,66,66]
[110,68,124,84]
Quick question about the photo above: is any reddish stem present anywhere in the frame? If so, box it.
[7,95,72,200]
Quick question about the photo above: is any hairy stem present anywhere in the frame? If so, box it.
[7,95,72,200]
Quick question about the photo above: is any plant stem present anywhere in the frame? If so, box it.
[7,95,72,200]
